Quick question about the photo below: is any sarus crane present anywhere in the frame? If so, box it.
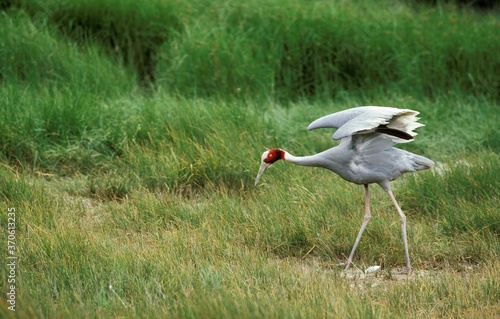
[255,106,434,273]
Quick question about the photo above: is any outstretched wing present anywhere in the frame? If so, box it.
[307,106,424,143]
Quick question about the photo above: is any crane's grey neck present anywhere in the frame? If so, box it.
[283,151,327,167]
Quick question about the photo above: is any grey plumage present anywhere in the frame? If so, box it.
[304,131,433,187]
[255,106,434,273]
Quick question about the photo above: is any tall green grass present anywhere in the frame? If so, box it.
[0,11,136,92]
[1,0,499,318]
[1,83,497,190]
[4,0,500,98]
[157,0,500,99]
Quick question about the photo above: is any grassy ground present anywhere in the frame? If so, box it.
[1,0,499,318]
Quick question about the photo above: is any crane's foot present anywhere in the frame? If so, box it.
[336,259,353,271]
[406,266,413,275]
[404,261,412,275]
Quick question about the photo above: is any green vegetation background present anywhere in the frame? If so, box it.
[0,0,499,318]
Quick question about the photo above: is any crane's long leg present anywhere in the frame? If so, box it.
[386,187,412,273]
[344,184,371,271]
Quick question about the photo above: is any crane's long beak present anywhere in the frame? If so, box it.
[254,162,271,186]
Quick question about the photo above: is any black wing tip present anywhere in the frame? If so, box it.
[375,126,413,140]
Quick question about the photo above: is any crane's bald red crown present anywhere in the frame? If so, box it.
[264,148,285,163]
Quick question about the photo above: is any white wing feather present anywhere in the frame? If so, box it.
[308,106,424,142]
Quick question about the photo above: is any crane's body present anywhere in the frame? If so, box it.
[255,106,434,273]
[279,137,432,187]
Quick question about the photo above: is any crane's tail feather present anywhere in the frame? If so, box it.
[410,153,435,171]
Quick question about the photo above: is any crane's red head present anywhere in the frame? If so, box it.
[255,148,285,186]
[263,148,285,164]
